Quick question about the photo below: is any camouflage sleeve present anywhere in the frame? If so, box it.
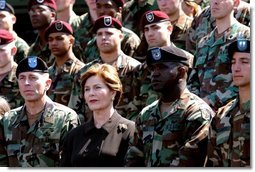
[59,109,80,147]
[205,123,222,167]
[170,107,214,166]
[187,67,201,96]
[125,115,145,167]
[203,85,238,111]
[0,118,8,166]
[67,73,85,123]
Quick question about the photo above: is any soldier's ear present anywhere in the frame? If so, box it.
[69,35,75,45]
[177,66,186,79]
[11,46,17,56]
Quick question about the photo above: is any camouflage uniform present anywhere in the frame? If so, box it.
[206,98,250,167]
[71,13,94,63]
[47,57,85,106]
[187,22,250,111]
[125,89,215,167]
[28,36,54,67]
[0,97,80,167]
[14,34,30,64]
[171,12,193,50]
[84,27,141,63]
[0,63,23,109]
[186,5,250,54]
[126,62,160,121]
[68,52,140,123]
[122,0,159,36]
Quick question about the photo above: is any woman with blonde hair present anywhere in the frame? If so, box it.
[60,63,135,167]
[0,96,10,119]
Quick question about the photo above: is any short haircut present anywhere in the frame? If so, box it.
[81,63,123,107]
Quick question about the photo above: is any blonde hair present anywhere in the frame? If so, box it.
[81,63,123,107]
[0,96,10,117]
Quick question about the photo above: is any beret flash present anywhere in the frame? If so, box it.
[16,56,49,77]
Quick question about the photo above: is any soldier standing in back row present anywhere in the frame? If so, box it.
[45,20,85,106]
[125,46,214,167]
[0,29,23,109]
[187,0,250,111]
[0,1,30,64]
[27,0,57,66]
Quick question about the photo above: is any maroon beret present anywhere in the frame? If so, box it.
[96,0,124,7]
[0,29,14,45]
[141,10,170,29]
[93,16,122,33]
[45,20,73,39]
[28,0,57,11]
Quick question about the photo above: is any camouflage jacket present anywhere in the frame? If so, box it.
[14,34,30,64]
[127,62,160,121]
[28,35,54,67]
[187,22,250,111]
[68,52,140,123]
[84,27,141,63]
[186,4,250,54]
[0,63,24,109]
[206,98,250,167]
[171,11,193,50]
[47,57,85,106]
[125,89,215,167]
[0,97,80,167]
[71,12,94,63]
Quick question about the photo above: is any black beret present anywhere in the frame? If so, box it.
[141,10,170,30]
[93,16,122,33]
[147,45,193,67]
[0,29,14,45]
[45,20,73,39]
[16,56,49,77]
[28,0,57,11]
[0,1,15,15]
[228,39,250,59]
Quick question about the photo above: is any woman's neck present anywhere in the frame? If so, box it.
[93,106,115,128]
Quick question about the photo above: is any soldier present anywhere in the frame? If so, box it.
[186,0,250,54]
[187,0,250,111]
[84,0,141,63]
[128,10,193,121]
[0,1,30,64]
[122,0,159,36]
[68,16,140,123]
[125,46,214,167]
[206,39,250,167]
[0,56,80,167]
[0,29,23,109]
[45,20,85,106]
[55,0,79,24]
[27,0,57,66]
[157,0,193,50]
